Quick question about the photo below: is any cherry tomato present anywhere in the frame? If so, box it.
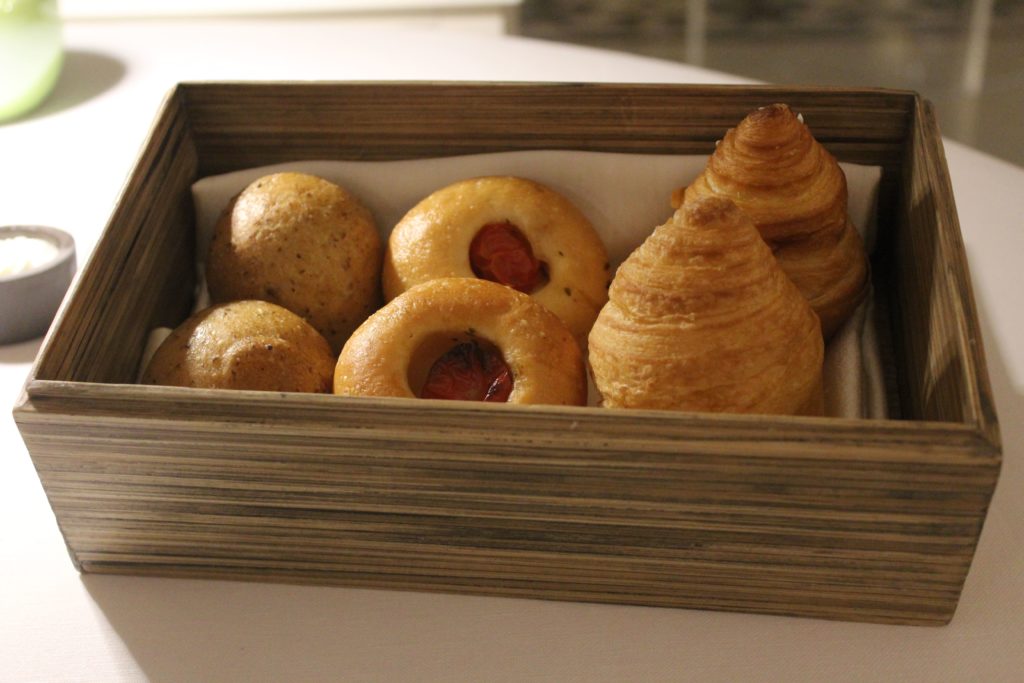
[469,221,543,293]
[420,340,513,402]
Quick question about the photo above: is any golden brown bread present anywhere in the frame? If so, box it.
[206,172,382,352]
[675,104,868,338]
[382,176,609,345]
[142,300,335,393]
[588,196,824,415]
[335,278,587,406]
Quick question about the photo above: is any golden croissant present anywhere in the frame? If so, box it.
[588,196,824,416]
[675,103,868,338]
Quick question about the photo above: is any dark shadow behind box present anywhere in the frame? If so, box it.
[13,82,1001,625]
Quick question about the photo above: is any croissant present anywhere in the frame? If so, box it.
[675,104,868,338]
[588,196,824,416]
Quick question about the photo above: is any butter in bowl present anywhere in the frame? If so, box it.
[0,225,75,344]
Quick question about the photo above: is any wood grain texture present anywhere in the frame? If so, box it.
[180,82,910,222]
[890,99,1001,445]
[34,87,197,385]
[13,83,1001,625]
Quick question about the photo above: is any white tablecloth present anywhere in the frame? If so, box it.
[1,17,1021,682]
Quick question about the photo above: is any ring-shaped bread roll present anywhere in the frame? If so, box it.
[335,278,587,406]
[382,176,609,345]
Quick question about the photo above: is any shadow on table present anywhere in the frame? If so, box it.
[81,574,586,682]
[81,575,375,682]
[18,50,125,123]
[0,337,42,365]
[951,281,1024,625]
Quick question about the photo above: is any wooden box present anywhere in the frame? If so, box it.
[13,83,1001,625]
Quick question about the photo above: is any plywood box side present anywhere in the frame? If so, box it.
[889,98,1002,441]
[915,100,1000,448]
[20,380,1001,465]
[33,86,199,386]
[14,396,999,626]
[178,81,916,172]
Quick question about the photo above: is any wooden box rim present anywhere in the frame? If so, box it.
[11,81,1005,625]
[16,80,1001,462]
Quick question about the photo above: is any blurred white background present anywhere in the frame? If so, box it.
[55,1,1024,166]
[522,0,1024,168]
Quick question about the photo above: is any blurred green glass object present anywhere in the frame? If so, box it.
[0,0,63,123]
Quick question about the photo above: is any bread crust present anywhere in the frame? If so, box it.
[206,172,382,352]
[142,300,335,393]
[335,278,587,406]
[589,197,824,415]
[382,176,609,345]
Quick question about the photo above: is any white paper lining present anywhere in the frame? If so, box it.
[141,150,885,419]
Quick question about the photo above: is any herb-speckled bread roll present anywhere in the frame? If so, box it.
[206,172,382,352]
[142,300,334,393]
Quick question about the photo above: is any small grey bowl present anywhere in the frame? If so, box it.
[1,225,77,345]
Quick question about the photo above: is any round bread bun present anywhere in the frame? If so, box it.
[142,300,335,393]
[335,278,587,406]
[206,172,382,352]
[382,176,609,344]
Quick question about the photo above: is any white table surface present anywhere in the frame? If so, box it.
[2,17,1022,682]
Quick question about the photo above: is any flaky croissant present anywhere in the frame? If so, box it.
[674,103,868,338]
[588,196,824,416]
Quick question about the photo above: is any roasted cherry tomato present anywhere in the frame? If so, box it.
[420,340,513,402]
[469,221,543,293]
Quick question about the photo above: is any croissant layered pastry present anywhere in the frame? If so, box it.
[588,196,824,416]
[675,104,868,338]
